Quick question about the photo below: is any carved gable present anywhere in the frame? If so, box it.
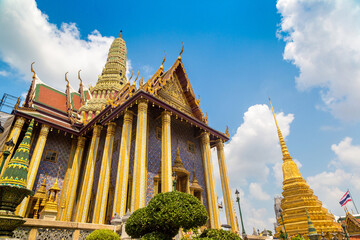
[157,73,194,117]
[346,214,360,236]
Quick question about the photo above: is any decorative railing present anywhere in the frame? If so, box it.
[14,218,121,240]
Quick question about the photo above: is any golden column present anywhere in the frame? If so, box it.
[216,139,238,233]
[0,117,26,176]
[92,122,116,224]
[63,136,86,221]
[131,99,148,212]
[75,125,102,223]
[200,132,221,229]
[57,138,77,220]
[18,124,50,217]
[113,110,133,217]
[161,110,172,192]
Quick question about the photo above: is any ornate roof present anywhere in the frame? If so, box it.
[0,119,34,188]
[15,39,229,143]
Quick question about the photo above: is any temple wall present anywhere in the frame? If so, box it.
[170,118,207,210]
[146,109,162,204]
[144,108,207,209]
[32,131,72,197]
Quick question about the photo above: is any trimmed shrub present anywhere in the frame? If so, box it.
[125,207,152,238]
[125,191,208,238]
[196,229,241,240]
[141,232,173,240]
[85,229,120,240]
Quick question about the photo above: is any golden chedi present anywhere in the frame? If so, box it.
[269,99,342,237]
[79,31,128,118]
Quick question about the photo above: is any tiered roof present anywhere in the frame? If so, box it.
[14,35,229,144]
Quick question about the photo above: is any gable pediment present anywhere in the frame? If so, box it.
[346,213,360,236]
[156,72,194,117]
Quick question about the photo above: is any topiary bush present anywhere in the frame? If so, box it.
[141,232,173,240]
[125,207,152,238]
[85,229,120,240]
[125,191,208,239]
[195,229,241,240]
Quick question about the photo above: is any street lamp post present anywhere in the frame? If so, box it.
[0,138,15,174]
[235,189,246,236]
[279,209,289,240]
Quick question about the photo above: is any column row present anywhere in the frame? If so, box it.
[8,101,236,232]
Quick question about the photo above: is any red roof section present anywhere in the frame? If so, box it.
[37,85,67,113]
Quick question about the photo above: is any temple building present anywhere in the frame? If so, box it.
[0,33,238,234]
[269,100,343,237]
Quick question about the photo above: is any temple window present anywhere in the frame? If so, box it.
[44,150,58,163]
[156,127,161,140]
[187,141,195,154]
[190,168,203,203]
[172,144,190,194]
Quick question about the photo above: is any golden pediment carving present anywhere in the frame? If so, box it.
[157,74,194,117]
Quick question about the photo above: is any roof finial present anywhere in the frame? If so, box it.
[119,30,123,38]
[133,71,139,86]
[161,51,167,67]
[269,97,291,159]
[128,71,134,82]
[31,62,36,79]
[78,70,82,84]
[65,72,69,84]
[178,42,184,59]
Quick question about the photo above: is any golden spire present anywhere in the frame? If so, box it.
[269,97,291,159]
[192,163,198,184]
[119,30,123,38]
[174,143,184,167]
[50,167,61,191]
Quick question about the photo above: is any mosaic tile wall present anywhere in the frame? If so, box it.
[145,108,208,210]
[171,118,207,210]
[146,108,162,204]
[32,130,73,199]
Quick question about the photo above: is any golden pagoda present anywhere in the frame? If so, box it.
[269,99,342,237]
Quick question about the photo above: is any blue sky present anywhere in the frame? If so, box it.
[1,0,360,232]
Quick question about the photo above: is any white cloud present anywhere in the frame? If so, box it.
[249,183,270,201]
[306,137,360,217]
[222,104,294,186]
[0,70,9,77]
[277,0,360,121]
[0,0,115,90]
[213,104,294,231]
[331,137,360,168]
